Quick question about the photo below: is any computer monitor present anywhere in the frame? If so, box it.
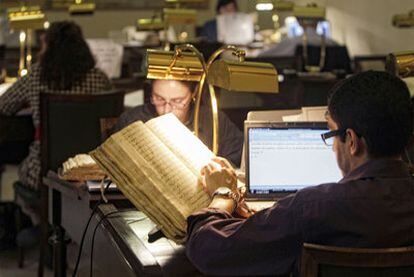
[285,17,332,38]
[245,122,342,199]
[217,12,255,45]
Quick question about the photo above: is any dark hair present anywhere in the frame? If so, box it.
[216,0,238,13]
[40,21,95,90]
[145,80,198,104]
[150,79,198,93]
[328,71,413,158]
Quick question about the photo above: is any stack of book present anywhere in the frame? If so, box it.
[59,154,106,182]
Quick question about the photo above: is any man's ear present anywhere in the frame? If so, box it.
[346,129,365,156]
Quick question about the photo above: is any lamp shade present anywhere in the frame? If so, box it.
[163,8,197,24]
[293,5,325,20]
[386,51,414,78]
[69,3,96,15]
[8,6,46,30]
[275,1,295,11]
[392,11,414,28]
[137,18,165,31]
[146,49,203,81]
[207,60,278,93]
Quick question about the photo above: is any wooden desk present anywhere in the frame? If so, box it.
[43,171,131,277]
[43,171,130,244]
[43,172,199,276]
[92,204,201,276]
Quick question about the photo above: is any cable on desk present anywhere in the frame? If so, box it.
[72,180,112,277]
[89,211,147,277]
[125,217,148,225]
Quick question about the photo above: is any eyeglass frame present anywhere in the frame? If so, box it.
[321,128,346,146]
[150,93,193,110]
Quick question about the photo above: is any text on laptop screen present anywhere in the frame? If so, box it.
[248,128,342,193]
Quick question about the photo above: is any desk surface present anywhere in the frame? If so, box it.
[44,172,201,276]
[95,204,201,276]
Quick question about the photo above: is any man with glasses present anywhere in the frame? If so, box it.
[186,71,414,276]
[113,79,243,166]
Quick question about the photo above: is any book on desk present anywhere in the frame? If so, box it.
[90,114,217,243]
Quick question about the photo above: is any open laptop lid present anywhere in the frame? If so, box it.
[245,121,343,200]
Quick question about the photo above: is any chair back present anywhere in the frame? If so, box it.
[40,90,124,175]
[295,45,352,74]
[301,243,414,277]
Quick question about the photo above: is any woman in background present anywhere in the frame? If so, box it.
[0,20,112,192]
[114,79,243,167]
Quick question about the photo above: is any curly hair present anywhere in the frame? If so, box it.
[328,71,413,158]
[39,21,95,90]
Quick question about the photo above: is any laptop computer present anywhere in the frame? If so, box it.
[244,121,343,202]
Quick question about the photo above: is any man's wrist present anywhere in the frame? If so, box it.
[209,196,237,214]
[212,187,240,212]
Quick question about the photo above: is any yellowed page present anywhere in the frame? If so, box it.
[91,143,185,240]
[90,120,211,242]
[146,114,215,176]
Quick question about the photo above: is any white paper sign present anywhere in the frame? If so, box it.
[217,12,255,45]
[87,39,123,79]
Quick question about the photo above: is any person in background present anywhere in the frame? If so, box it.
[259,17,339,57]
[113,79,243,167]
[186,71,414,276]
[0,21,111,243]
[200,0,238,42]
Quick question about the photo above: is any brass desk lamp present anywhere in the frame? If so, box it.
[137,0,206,50]
[8,5,47,77]
[137,17,165,32]
[274,0,295,11]
[137,9,197,50]
[255,0,294,12]
[294,4,326,72]
[146,44,278,154]
[386,51,414,78]
[69,0,96,15]
[392,10,414,28]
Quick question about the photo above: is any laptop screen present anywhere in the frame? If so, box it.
[246,124,343,195]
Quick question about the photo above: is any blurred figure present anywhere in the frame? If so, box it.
[259,17,339,57]
[200,0,238,41]
[0,21,111,245]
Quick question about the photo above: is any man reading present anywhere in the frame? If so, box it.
[186,71,414,276]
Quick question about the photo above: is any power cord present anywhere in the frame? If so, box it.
[89,211,147,277]
[72,180,112,277]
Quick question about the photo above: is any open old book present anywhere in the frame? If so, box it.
[89,114,214,243]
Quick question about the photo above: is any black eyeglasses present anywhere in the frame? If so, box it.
[321,129,346,146]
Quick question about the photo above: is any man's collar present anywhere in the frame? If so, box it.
[339,159,411,183]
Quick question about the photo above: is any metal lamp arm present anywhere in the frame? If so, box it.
[195,45,244,155]
[171,44,244,155]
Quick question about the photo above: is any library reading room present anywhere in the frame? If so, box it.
[1,0,414,276]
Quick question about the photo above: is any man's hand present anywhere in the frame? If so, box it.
[201,157,237,197]
[200,157,255,218]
